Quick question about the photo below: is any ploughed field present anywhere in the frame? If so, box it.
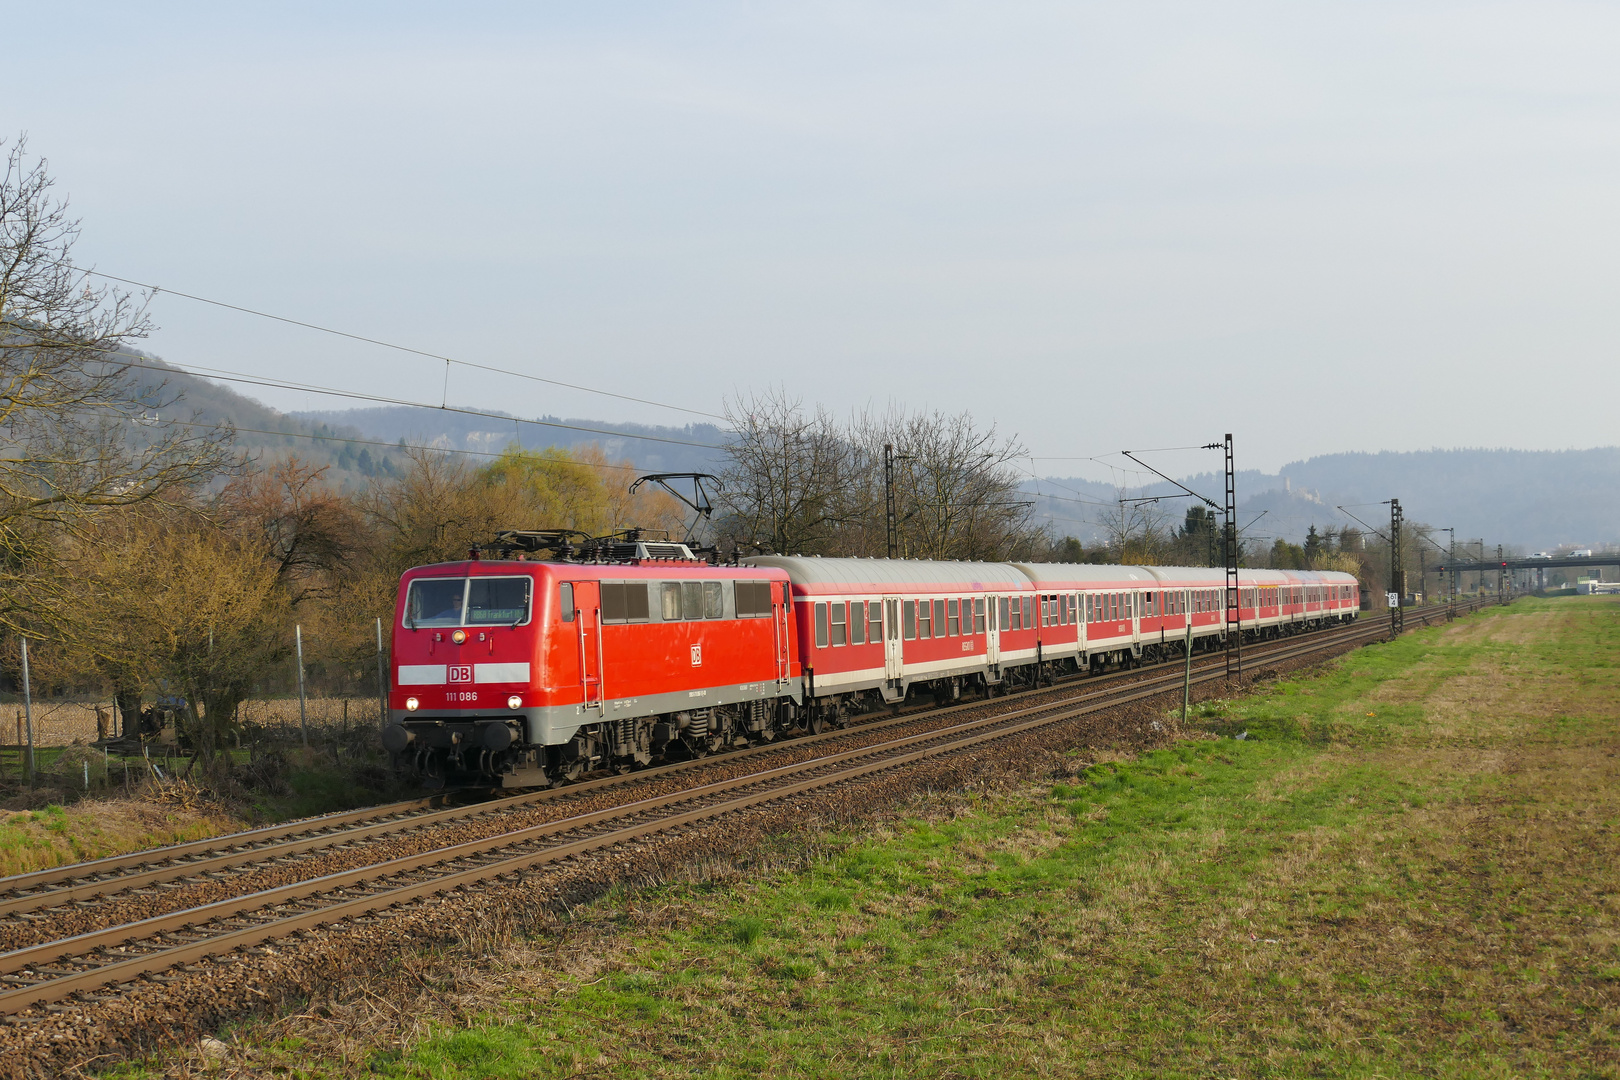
[109,595,1619,1078]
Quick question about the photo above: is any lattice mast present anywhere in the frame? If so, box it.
[1389,498,1404,639]
[1223,434,1241,680]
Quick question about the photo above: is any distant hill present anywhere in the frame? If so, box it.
[1029,448,1620,551]
[291,407,728,476]
[117,355,405,489]
[108,367,1619,548]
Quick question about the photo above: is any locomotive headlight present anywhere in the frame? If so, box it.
[451,629,467,644]
[507,695,522,709]
[405,697,420,711]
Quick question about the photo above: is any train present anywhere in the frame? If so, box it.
[380,535,1360,788]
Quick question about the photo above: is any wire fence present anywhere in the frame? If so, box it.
[236,696,386,747]
[0,695,386,749]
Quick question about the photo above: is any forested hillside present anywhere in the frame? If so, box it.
[122,355,405,488]
[293,406,727,477]
[135,364,1619,549]
[1031,448,1620,550]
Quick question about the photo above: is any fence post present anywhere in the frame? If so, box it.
[295,625,310,747]
[1181,620,1193,725]
[376,616,388,728]
[20,638,34,786]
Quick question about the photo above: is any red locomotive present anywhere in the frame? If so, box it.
[382,533,1360,788]
[382,533,799,787]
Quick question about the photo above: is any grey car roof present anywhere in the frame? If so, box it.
[1145,566,1282,586]
[1011,562,1162,585]
[744,556,1358,591]
[744,555,1032,589]
[1017,564,1357,588]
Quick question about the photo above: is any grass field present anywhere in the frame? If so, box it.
[129,598,1620,1077]
[0,750,408,877]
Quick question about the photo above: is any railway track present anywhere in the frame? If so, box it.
[0,600,1482,1016]
[0,608,1413,923]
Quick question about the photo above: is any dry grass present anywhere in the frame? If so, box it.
[0,790,243,877]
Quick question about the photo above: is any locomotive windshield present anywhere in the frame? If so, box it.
[406,576,532,627]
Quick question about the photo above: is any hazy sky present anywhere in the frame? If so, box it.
[7,2,1619,482]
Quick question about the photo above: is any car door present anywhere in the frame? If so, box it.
[772,581,791,685]
[884,597,903,680]
[985,594,1000,667]
[574,580,603,713]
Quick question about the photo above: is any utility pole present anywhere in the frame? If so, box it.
[376,617,389,727]
[19,638,34,786]
[1419,543,1427,606]
[884,443,897,559]
[1223,434,1241,681]
[883,443,912,559]
[1390,499,1404,639]
[295,624,310,747]
[1181,620,1194,723]
[1497,544,1506,604]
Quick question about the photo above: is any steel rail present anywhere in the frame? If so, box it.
[5,620,1383,969]
[0,600,1476,1014]
[0,797,450,900]
[0,605,1457,917]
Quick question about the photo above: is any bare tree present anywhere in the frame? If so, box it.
[866,409,1040,561]
[0,134,233,636]
[1096,489,1172,564]
[718,395,1044,561]
[220,460,363,607]
[717,388,855,555]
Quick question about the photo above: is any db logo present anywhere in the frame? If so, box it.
[448,665,473,683]
[690,645,702,667]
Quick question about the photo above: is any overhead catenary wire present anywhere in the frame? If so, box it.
[23,333,728,451]
[74,267,728,422]
[27,331,1142,499]
[1017,450,1209,511]
[43,332,1185,505]
[1029,444,1212,459]
[126,355,722,448]
[117,412,659,475]
[1015,462,1119,509]
[15,300,1222,507]
[1334,504,1393,544]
